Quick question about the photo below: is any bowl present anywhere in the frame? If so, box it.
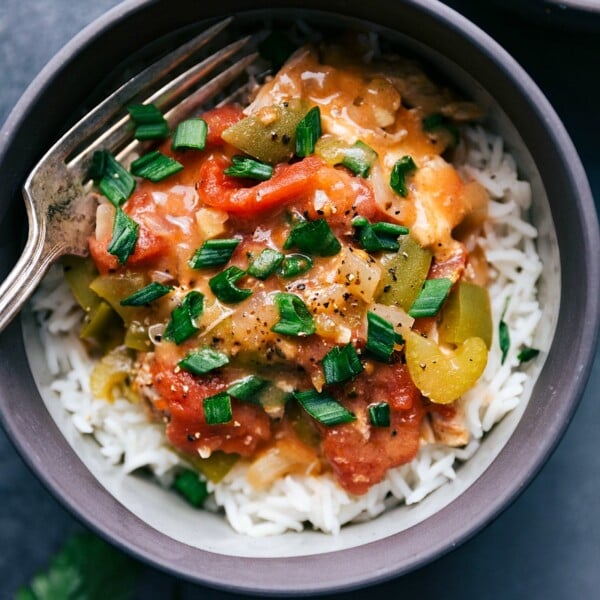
[0,0,598,595]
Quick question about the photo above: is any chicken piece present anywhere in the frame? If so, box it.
[429,403,470,447]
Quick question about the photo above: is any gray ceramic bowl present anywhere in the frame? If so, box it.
[0,0,598,595]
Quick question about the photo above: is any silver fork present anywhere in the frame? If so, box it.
[0,17,259,333]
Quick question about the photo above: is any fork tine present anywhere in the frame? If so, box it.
[58,17,233,163]
[69,35,256,168]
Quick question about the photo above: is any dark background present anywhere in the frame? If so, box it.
[1,0,599,597]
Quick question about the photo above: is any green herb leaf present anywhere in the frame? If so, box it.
[408,278,452,318]
[294,390,356,426]
[368,402,390,427]
[130,150,183,182]
[271,292,316,337]
[119,281,172,306]
[203,392,233,425]
[247,248,285,280]
[295,106,322,157]
[390,155,417,197]
[227,375,269,403]
[366,311,396,362]
[500,297,511,365]
[173,469,208,507]
[128,103,169,140]
[178,348,229,375]
[277,253,313,278]
[224,155,274,181]
[517,346,540,364]
[164,290,204,344]
[188,238,240,269]
[91,150,135,207]
[322,343,363,385]
[209,266,253,303]
[422,113,459,146]
[283,218,341,257]
[107,208,139,265]
[16,532,139,600]
[341,140,378,177]
[352,216,409,252]
[172,118,208,151]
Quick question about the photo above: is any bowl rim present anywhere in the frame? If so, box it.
[0,0,599,595]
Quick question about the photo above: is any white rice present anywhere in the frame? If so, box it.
[30,125,543,536]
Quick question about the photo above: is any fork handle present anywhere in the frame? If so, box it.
[0,219,60,334]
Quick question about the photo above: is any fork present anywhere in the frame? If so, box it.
[0,17,259,333]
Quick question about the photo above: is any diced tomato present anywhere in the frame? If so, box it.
[198,154,325,216]
[428,242,468,283]
[201,105,245,146]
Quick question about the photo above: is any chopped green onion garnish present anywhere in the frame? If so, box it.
[209,266,252,304]
[408,278,453,318]
[277,254,313,278]
[294,390,356,426]
[127,103,169,140]
[227,375,269,403]
[107,208,139,265]
[247,248,285,280]
[284,218,341,257]
[179,348,230,375]
[517,346,539,364]
[352,216,409,252]
[499,297,511,365]
[130,150,183,182]
[366,311,396,362]
[271,292,316,337]
[368,402,390,427]
[188,238,240,269]
[173,469,208,507]
[203,392,232,425]
[295,106,322,157]
[390,155,417,197]
[341,141,378,178]
[224,155,273,181]
[164,291,204,344]
[322,343,363,385]
[172,118,208,151]
[120,281,172,306]
[422,113,459,146]
[91,150,135,206]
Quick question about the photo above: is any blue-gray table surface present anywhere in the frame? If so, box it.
[1,0,599,597]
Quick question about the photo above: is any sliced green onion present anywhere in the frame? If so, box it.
[247,248,285,280]
[368,402,390,427]
[517,346,539,364]
[107,208,139,265]
[499,297,511,365]
[390,155,417,197]
[179,348,229,375]
[408,278,453,318]
[173,469,208,507]
[188,238,240,269]
[341,141,378,177]
[172,118,207,151]
[295,106,322,157]
[277,254,313,278]
[271,293,316,337]
[322,343,363,385]
[294,390,356,426]
[130,150,183,182]
[203,392,232,425]
[209,266,252,304]
[352,216,409,252]
[91,150,135,206]
[164,291,204,344]
[283,218,341,257]
[224,155,273,181]
[422,113,459,146]
[127,103,169,140]
[120,281,172,306]
[227,375,269,403]
[366,311,396,362]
